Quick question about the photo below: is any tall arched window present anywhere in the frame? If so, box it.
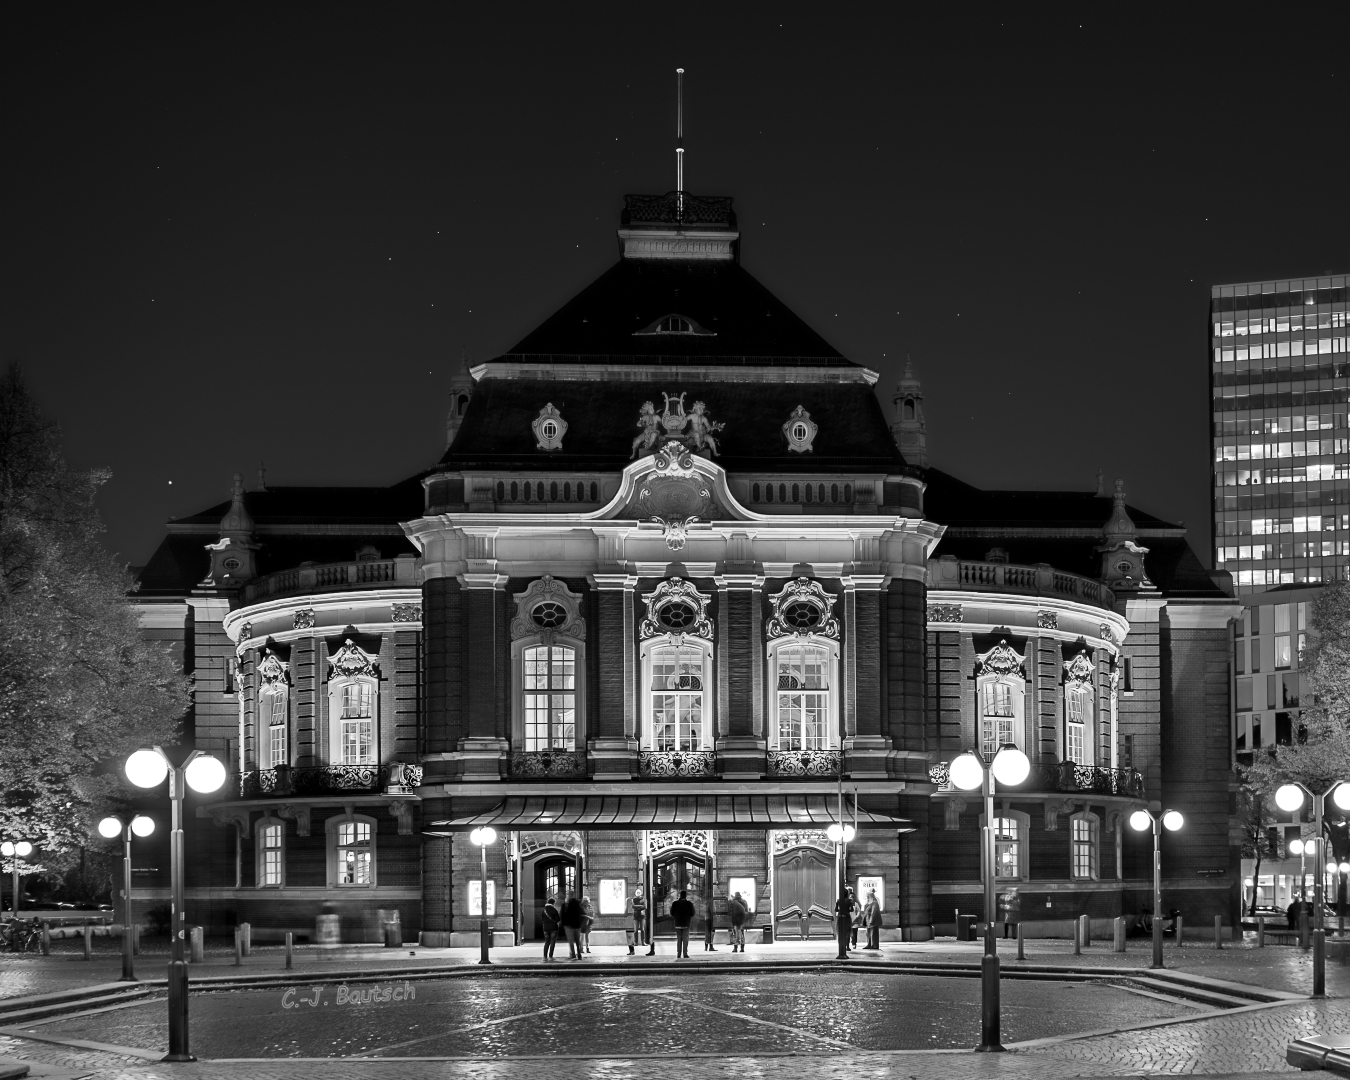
[510,577,587,752]
[1063,650,1096,766]
[256,817,285,888]
[255,650,290,770]
[639,578,714,752]
[973,640,1026,759]
[523,645,576,750]
[326,813,377,888]
[766,578,841,751]
[979,809,1030,882]
[326,639,380,767]
[775,643,830,749]
[649,643,706,751]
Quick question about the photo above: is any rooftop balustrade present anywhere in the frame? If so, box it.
[240,555,417,605]
[927,556,1116,611]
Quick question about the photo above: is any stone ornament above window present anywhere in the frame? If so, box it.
[630,392,724,460]
[928,604,963,624]
[294,609,315,631]
[974,639,1025,679]
[771,829,833,854]
[1037,610,1058,630]
[639,577,713,642]
[1099,623,1114,641]
[509,575,586,644]
[1063,650,1094,688]
[241,621,254,641]
[782,405,817,453]
[257,650,289,687]
[329,638,378,679]
[391,604,422,624]
[644,829,711,856]
[767,577,839,640]
[532,403,567,451]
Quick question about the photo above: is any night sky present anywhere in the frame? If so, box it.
[6,7,1348,568]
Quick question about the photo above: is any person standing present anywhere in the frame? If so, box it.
[561,891,584,960]
[846,887,861,948]
[999,887,1021,940]
[728,890,748,953]
[541,895,561,960]
[579,893,595,954]
[863,889,882,950]
[631,888,648,952]
[670,889,695,959]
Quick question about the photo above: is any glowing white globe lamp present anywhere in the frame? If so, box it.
[1329,861,1339,876]
[470,826,497,847]
[1290,838,1306,855]
[826,822,856,844]
[1276,784,1306,813]
[0,842,12,857]
[948,752,985,792]
[13,841,31,858]
[126,749,169,789]
[1339,862,1350,875]
[1334,784,1350,811]
[1162,810,1184,832]
[132,815,155,837]
[184,754,226,794]
[991,746,1030,786]
[1129,810,1151,832]
[98,817,123,839]
[1244,877,1254,887]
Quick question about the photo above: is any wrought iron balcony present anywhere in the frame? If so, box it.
[638,750,718,780]
[767,750,842,778]
[928,761,1143,799]
[236,763,423,799]
[507,751,588,780]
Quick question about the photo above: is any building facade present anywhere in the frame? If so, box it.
[1211,275,1350,593]
[132,188,1243,944]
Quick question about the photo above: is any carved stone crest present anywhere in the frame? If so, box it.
[531,403,567,451]
[1037,610,1058,630]
[510,575,586,644]
[329,638,378,679]
[630,440,722,552]
[975,640,1026,679]
[928,604,963,624]
[293,609,315,631]
[630,392,723,459]
[391,604,422,624]
[241,621,254,642]
[639,577,713,642]
[767,578,839,640]
[257,650,289,687]
[1063,649,1094,688]
[1099,622,1114,641]
[783,405,817,453]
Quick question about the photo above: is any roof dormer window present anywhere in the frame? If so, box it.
[633,314,716,337]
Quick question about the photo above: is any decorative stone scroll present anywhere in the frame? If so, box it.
[1044,799,1076,832]
[329,638,378,679]
[240,621,254,642]
[293,609,315,631]
[391,604,422,624]
[277,805,311,837]
[1036,610,1058,630]
[645,829,711,856]
[257,650,289,687]
[974,640,1025,679]
[630,440,721,551]
[928,604,963,624]
[639,577,713,642]
[767,577,839,640]
[517,831,584,858]
[1063,650,1094,689]
[510,575,586,644]
[772,829,833,854]
[1099,623,1114,642]
[208,806,253,839]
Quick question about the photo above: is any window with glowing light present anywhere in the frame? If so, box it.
[773,642,834,750]
[340,682,375,765]
[523,645,576,750]
[264,687,288,768]
[1065,687,1092,765]
[978,677,1023,758]
[257,820,284,887]
[981,810,1029,882]
[329,817,375,887]
[1070,812,1099,880]
[648,643,706,751]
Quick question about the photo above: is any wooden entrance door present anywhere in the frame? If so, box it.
[652,853,705,938]
[774,847,835,939]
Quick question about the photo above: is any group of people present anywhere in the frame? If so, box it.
[540,891,596,960]
[836,887,884,950]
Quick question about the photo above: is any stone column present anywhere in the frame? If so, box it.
[843,575,890,778]
[715,574,766,778]
[589,574,637,778]
[458,573,508,779]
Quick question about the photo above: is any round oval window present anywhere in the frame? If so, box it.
[542,420,558,439]
[223,558,241,571]
[658,601,697,631]
[531,601,568,629]
[792,423,809,441]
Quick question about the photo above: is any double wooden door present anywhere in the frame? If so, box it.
[774,847,835,939]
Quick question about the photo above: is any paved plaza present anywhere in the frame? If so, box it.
[0,937,1342,1079]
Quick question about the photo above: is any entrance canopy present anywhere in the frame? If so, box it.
[429,795,913,833]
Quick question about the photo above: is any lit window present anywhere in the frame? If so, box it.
[980,680,1017,758]
[776,644,831,750]
[341,683,374,765]
[1065,687,1090,764]
[993,817,1022,880]
[337,820,373,885]
[258,822,284,887]
[649,644,705,751]
[658,316,692,333]
[523,645,576,751]
[1071,815,1099,880]
[267,689,287,768]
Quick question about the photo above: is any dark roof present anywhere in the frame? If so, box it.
[504,259,851,364]
[171,478,425,527]
[440,378,907,473]
[923,469,1180,531]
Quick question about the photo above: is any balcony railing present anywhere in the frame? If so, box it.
[236,763,423,799]
[240,555,418,605]
[928,761,1143,799]
[767,750,842,778]
[507,751,588,779]
[926,556,1115,611]
[638,751,718,780]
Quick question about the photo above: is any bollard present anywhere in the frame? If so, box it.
[1073,918,1081,955]
[1114,915,1126,953]
[241,921,251,957]
[1175,915,1184,947]
[234,927,242,967]
[1016,922,1025,961]
[1214,914,1223,949]
[83,923,92,961]
[1258,915,1265,947]
[285,931,293,970]
[1301,908,1311,950]
[189,926,204,963]
[133,922,141,956]
[1079,914,1091,949]
[40,921,50,956]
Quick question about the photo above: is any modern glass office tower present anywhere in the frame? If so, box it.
[1211,275,1350,592]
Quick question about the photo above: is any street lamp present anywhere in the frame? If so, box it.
[0,840,34,920]
[1274,781,1350,997]
[124,746,226,1062]
[470,826,497,966]
[97,814,156,981]
[1129,806,1184,969]
[826,820,857,960]
[948,743,1031,1052]
[1290,838,1309,903]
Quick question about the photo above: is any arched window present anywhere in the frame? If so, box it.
[772,642,837,750]
[457,393,470,417]
[974,640,1026,759]
[262,685,288,768]
[979,809,1030,882]
[256,817,285,888]
[659,316,692,333]
[510,577,587,752]
[1070,812,1100,880]
[1065,686,1092,765]
[640,579,714,752]
[523,645,577,750]
[903,398,915,420]
[326,814,377,888]
[326,639,380,766]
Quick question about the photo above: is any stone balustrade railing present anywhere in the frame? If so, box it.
[241,556,418,605]
[926,556,1115,611]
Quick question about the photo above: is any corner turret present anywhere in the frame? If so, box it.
[890,359,927,468]
[1096,478,1152,589]
[445,355,474,450]
[202,472,259,587]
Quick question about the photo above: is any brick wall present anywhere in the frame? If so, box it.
[423,576,462,757]
[885,578,927,755]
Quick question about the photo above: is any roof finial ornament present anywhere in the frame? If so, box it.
[675,68,685,217]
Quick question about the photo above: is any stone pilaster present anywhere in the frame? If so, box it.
[715,574,766,778]
[843,575,890,778]
[589,574,637,778]
[458,573,508,779]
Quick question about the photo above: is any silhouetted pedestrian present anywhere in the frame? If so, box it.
[561,892,584,959]
[670,889,695,958]
[728,891,748,952]
[542,895,561,960]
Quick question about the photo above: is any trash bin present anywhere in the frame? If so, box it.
[378,908,402,948]
[315,909,341,946]
[956,914,978,941]
[761,925,773,944]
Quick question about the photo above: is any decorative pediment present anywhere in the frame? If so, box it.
[772,829,833,854]
[645,829,711,856]
[257,651,289,687]
[975,640,1025,679]
[626,440,725,551]
[1063,650,1095,688]
[767,578,839,640]
[928,604,963,624]
[518,830,583,858]
[510,575,586,643]
[531,403,567,451]
[783,405,817,453]
[329,638,378,679]
[639,577,713,642]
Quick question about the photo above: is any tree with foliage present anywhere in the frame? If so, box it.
[0,365,187,863]
[1236,774,1283,914]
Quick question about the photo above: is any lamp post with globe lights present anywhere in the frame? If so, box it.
[1128,806,1183,970]
[124,747,226,1062]
[0,840,33,920]
[1289,838,1309,902]
[825,819,856,960]
[947,743,1031,1053]
[470,826,497,965]
[97,814,155,981]
[1274,781,1350,997]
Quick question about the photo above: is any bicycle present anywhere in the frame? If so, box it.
[0,918,43,953]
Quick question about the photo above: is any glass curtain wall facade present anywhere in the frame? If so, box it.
[1212,275,1350,592]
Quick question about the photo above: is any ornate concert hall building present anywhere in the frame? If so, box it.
[133,189,1241,946]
